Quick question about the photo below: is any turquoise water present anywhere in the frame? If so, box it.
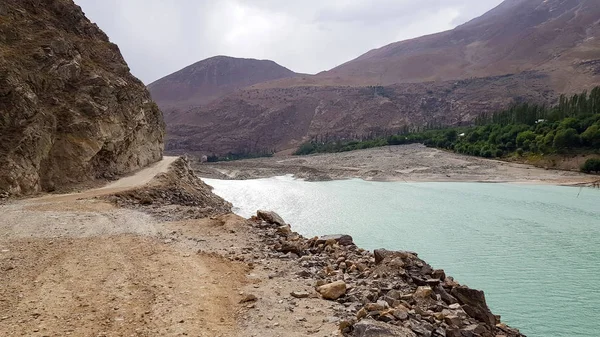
[203,176,600,337]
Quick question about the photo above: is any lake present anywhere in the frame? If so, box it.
[203,176,600,337]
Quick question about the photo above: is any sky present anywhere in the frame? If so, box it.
[74,0,504,84]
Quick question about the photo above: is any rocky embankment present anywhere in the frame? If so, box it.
[103,157,231,221]
[245,210,524,337]
[0,0,165,196]
[117,159,525,336]
[0,155,526,336]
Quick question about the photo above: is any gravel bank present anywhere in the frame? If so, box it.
[193,144,596,185]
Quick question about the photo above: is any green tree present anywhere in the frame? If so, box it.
[516,131,536,149]
[553,128,580,149]
[581,125,600,147]
[559,117,580,131]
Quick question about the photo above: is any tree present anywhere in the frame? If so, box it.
[516,131,536,149]
[553,128,580,149]
[559,118,580,132]
[581,125,600,148]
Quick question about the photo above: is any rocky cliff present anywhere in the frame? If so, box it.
[0,0,165,196]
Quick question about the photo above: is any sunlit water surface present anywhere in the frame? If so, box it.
[203,176,600,337]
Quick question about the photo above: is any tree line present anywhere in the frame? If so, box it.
[295,86,600,172]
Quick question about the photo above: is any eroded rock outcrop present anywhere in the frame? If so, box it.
[0,0,165,196]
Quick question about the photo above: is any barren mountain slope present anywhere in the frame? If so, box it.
[148,56,299,120]
[0,0,165,196]
[164,0,600,157]
[265,0,600,90]
[167,72,553,156]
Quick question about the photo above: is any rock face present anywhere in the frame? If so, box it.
[0,0,165,196]
[162,0,600,156]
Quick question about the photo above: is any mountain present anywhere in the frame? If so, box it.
[0,0,165,196]
[317,0,600,90]
[164,0,600,157]
[148,56,300,118]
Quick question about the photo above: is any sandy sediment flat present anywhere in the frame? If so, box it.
[193,144,597,186]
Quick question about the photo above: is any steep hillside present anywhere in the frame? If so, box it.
[320,0,600,90]
[164,0,600,156]
[148,56,299,119]
[167,72,553,156]
[0,0,165,196]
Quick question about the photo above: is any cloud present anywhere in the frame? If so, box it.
[74,0,503,84]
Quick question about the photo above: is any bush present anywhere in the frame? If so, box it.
[581,158,600,173]
[516,148,524,156]
[295,142,316,155]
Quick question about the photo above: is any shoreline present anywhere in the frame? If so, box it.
[202,173,598,188]
[1,157,586,336]
[241,210,527,337]
[192,144,598,187]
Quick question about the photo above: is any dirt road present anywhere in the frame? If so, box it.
[0,157,246,337]
[0,157,343,337]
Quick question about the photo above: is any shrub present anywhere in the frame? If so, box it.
[516,148,524,156]
[581,158,600,173]
[295,142,316,155]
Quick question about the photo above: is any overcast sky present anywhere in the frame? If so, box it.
[74,0,504,84]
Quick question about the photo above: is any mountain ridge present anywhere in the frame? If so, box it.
[158,0,600,157]
[148,55,300,119]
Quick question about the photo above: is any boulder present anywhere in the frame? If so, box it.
[413,286,433,299]
[451,286,496,325]
[276,225,292,235]
[256,210,286,226]
[290,291,310,299]
[317,280,347,300]
[239,294,258,303]
[374,249,418,264]
[317,234,355,246]
[350,319,417,337]
[374,249,391,264]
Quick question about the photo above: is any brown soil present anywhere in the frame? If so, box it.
[0,236,245,337]
[0,157,342,337]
